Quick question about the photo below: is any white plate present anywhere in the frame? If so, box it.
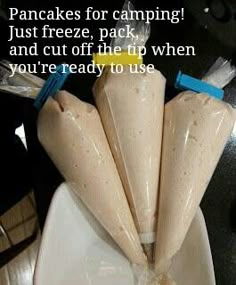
[34,183,216,285]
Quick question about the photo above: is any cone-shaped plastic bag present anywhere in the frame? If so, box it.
[93,66,166,256]
[155,91,236,273]
[37,91,147,265]
[93,0,166,258]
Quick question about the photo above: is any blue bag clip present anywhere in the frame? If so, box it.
[175,71,224,100]
[34,64,70,110]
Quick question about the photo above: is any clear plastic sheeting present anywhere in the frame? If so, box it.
[202,57,236,89]
[93,66,166,258]
[0,60,45,87]
[0,85,40,98]
[155,91,236,274]
[0,60,44,98]
[110,0,150,51]
[37,91,147,266]
[132,265,176,285]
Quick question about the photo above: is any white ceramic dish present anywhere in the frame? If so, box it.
[34,183,216,285]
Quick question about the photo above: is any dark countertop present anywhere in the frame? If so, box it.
[1,1,235,284]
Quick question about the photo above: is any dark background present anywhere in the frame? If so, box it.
[0,0,235,284]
